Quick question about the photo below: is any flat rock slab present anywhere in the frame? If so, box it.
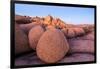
[15,52,94,66]
[59,53,94,63]
[15,53,44,66]
[68,39,94,54]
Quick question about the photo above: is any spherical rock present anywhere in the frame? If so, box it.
[73,28,85,36]
[15,23,32,55]
[36,29,69,63]
[28,25,44,50]
[61,28,75,38]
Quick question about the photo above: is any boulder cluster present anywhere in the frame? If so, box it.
[15,15,94,64]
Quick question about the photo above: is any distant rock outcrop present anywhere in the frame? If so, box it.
[15,15,94,38]
[15,15,32,24]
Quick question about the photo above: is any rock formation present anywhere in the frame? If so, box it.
[14,15,95,65]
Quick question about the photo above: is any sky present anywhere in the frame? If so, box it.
[15,4,95,24]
